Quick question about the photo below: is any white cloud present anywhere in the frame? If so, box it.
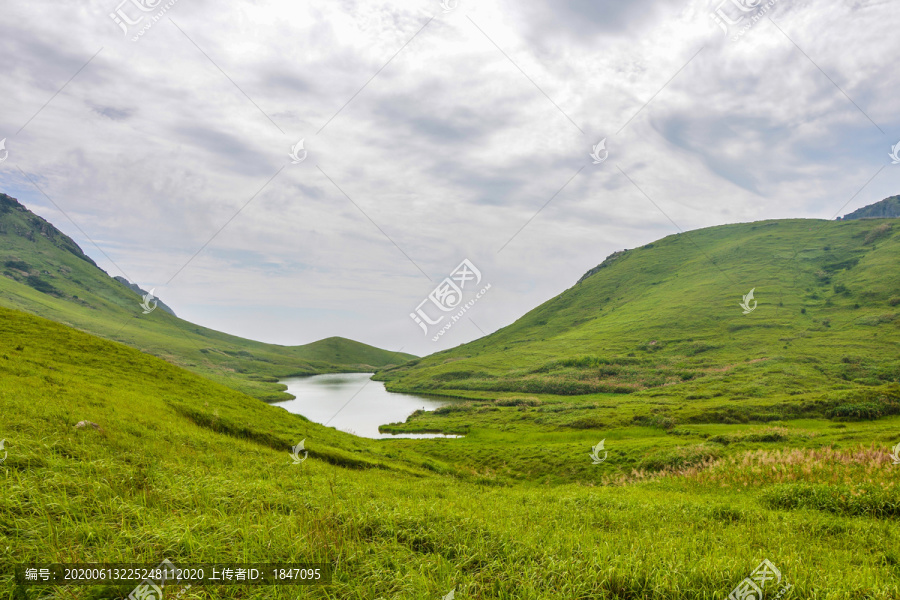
[0,0,898,355]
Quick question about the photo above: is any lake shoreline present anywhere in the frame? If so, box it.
[274,372,463,440]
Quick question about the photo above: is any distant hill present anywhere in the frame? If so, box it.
[378,215,900,400]
[112,276,177,316]
[0,192,416,401]
[837,195,900,220]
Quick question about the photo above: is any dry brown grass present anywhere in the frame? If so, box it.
[599,445,898,488]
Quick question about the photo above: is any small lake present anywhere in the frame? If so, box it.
[274,373,460,439]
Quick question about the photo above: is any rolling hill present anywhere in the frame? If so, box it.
[3,257,898,599]
[0,192,415,401]
[377,213,900,406]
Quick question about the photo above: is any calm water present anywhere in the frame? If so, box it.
[274,373,460,439]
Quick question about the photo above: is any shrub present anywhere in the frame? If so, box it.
[24,275,58,295]
[562,415,605,429]
[762,483,900,517]
[826,402,899,421]
[495,397,541,407]
[709,428,791,445]
[637,444,719,471]
[4,259,29,271]
[633,414,677,430]
[863,223,893,245]
[434,403,475,415]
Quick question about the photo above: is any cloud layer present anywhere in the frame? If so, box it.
[1,0,898,355]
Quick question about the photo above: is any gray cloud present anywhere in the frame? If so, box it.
[0,0,898,355]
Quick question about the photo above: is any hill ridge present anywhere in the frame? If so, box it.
[837,195,900,221]
[379,215,900,398]
[0,191,416,401]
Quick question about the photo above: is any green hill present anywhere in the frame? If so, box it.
[3,283,899,598]
[0,192,415,401]
[378,217,900,403]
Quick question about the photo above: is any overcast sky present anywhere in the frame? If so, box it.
[1,0,898,356]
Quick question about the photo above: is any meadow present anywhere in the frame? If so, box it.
[2,305,899,599]
[3,210,900,598]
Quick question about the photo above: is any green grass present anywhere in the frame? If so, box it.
[4,208,900,598]
[2,306,900,599]
[0,193,415,402]
[377,218,900,402]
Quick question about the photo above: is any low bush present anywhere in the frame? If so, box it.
[637,444,719,472]
[762,483,900,518]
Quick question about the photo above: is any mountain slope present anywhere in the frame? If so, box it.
[837,195,900,220]
[0,192,415,401]
[112,275,177,316]
[378,216,900,400]
[3,274,898,600]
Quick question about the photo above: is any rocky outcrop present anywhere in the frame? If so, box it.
[837,195,900,221]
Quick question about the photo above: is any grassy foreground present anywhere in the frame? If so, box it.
[2,306,899,599]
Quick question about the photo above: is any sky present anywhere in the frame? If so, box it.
[1,0,898,356]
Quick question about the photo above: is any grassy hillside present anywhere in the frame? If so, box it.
[378,218,900,403]
[0,193,415,401]
[3,305,900,599]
